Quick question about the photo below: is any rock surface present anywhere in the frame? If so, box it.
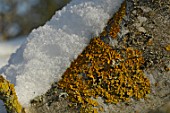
[1,0,169,113]
[28,0,170,113]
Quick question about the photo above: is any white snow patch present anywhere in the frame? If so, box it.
[0,0,124,107]
[0,37,26,68]
[0,37,25,113]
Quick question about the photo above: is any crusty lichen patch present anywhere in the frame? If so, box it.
[0,75,24,113]
[58,1,150,112]
[165,45,170,51]
[100,0,126,39]
[58,37,150,112]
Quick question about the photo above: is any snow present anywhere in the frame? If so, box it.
[0,37,26,68]
[0,0,124,109]
[0,37,26,113]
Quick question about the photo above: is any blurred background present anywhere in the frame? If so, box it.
[0,0,70,68]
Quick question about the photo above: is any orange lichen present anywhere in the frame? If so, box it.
[100,0,126,39]
[58,38,150,112]
[58,0,150,112]
[165,44,170,51]
[0,75,24,113]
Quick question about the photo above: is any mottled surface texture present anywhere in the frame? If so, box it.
[28,0,170,113]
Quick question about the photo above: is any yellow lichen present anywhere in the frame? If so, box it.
[100,0,126,39]
[0,75,24,113]
[58,38,150,112]
[58,0,150,112]
[165,45,170,51]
